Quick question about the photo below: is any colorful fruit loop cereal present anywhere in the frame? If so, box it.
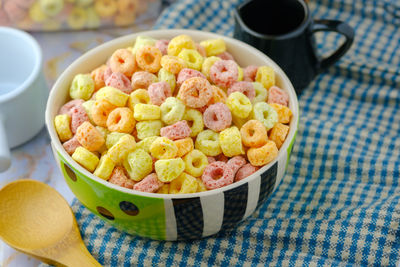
[55,34,293,194]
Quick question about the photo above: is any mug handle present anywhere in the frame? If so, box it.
[311,20,354,71]
[0,114,11,172]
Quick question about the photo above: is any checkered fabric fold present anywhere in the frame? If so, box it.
[44,0,400,266]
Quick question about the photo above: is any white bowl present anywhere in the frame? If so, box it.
[45,29,299,240]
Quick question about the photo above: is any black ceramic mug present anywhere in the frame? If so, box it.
[234,0,354,92]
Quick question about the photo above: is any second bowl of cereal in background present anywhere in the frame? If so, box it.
[45,29,299,240]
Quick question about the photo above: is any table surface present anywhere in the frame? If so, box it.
[0,18,157,267]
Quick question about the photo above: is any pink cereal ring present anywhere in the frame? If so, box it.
[217,51,234,61]
[62,137,81,155]
[207,156,216,164]
[202,161,234,190]
[131,71,158,90]
[235,163,259,182]
[59,99,85,115]
[160,120,192,140]
[228,81,256,100]
[108,166,135,189]
[243,65,258,82]
[178,77,213,108]
[148,81,172,105]
[177,68,206,87]
[227,156,246,176]
[0,10,11,26]
[203,102,232,132]
[105,72,133,94]
[209,60,239,89]
[15,0,36,8]
[4,1,27,22]
[70,106,89,134]
[155,39,169,55]
[103,67,113,82]
[133,173,164,193]
[268,86,289,107]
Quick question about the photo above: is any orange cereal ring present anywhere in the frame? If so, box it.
[160,55,186,75]
[94,0,117,18]
[175,137,194,158]
[90,64,108,91]
[135,46,162,73]
[75,121,105,152]
[177,77,213,108]
[247,140,278,166]
[240,120,268,148]
[269,122,290,149]
[109,48,137,78]
[106,107,136,133]
[92,99,117,127]
[117,0,138,15]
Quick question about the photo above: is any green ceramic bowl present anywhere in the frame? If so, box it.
[45,29,299,241]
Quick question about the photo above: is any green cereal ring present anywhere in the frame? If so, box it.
[123,149,153,181]
[252,102,278,130]
[183,108,204,137]
[252,82,268,104]
[136,120,163,140]
[158,68,176,93]
[136,136,158,153]
[195,129,221,156]
[69,74,95,101]
[106,132,127,149]
[131,36,156,55]
[160,97,185,125]
[155,158,185,182]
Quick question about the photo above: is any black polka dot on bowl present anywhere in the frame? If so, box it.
[64,163,77,182]
[119,201,139,216]
[96,206,115,220]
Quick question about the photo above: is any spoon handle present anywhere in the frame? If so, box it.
[55,242,102,267]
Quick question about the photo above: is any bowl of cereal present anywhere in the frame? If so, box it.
[45,29,299,240]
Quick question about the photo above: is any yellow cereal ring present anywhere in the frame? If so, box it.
[96,86,129,107]
[160,55,186,75]
[105,132,127,149]
[54,114,73,142]
[169,173,198,194]
[252,82,268,103]
[195,129,221,156]
[240,120,268,148]
[40,0,64,16]
[29,2,48,22]
[269,103,292,124]
[92,99,117,128]
[255,66,275,90]
[107,107,136,133]
[131,36,156,55]
[183,149,208,177]
[86,7,101,29]
[177,49,204,71]
[158,68,176,93]
[156,183,170,194]
[219,126,244,157]
[93,154,115,180]
[72,146,99,172]
[123,149,153,181]
[70,74,95,101]
[232,114,250,129]
[82,100,95,124]
[67,7,87,30]
[247,140,278,166]
[150,137,177,159]
[183,108,204,137]
[114,11,136,27]
[167,34,196,56]
[136,136,158,153]
[134,104,161,121]
[136,120,163,140]
[128,89,150,110]
[174,137,194,158]
[107,134,136,163]
[94,0,117,18]
[155,158,185,182]
[202,56,221,80]
[196,177,207,192]
[199,39,226,56]
[76,121,105,152]
[226,91,252,119]
[269,122,290,149]
[252,102,278,130]
[135,46,162,73]
[160,97,185,125]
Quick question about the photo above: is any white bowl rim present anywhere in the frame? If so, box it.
[46,29,299,200]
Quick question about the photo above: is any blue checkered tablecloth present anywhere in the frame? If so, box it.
[44,0,400,266]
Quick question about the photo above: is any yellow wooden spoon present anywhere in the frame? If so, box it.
[0,179,102,267]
